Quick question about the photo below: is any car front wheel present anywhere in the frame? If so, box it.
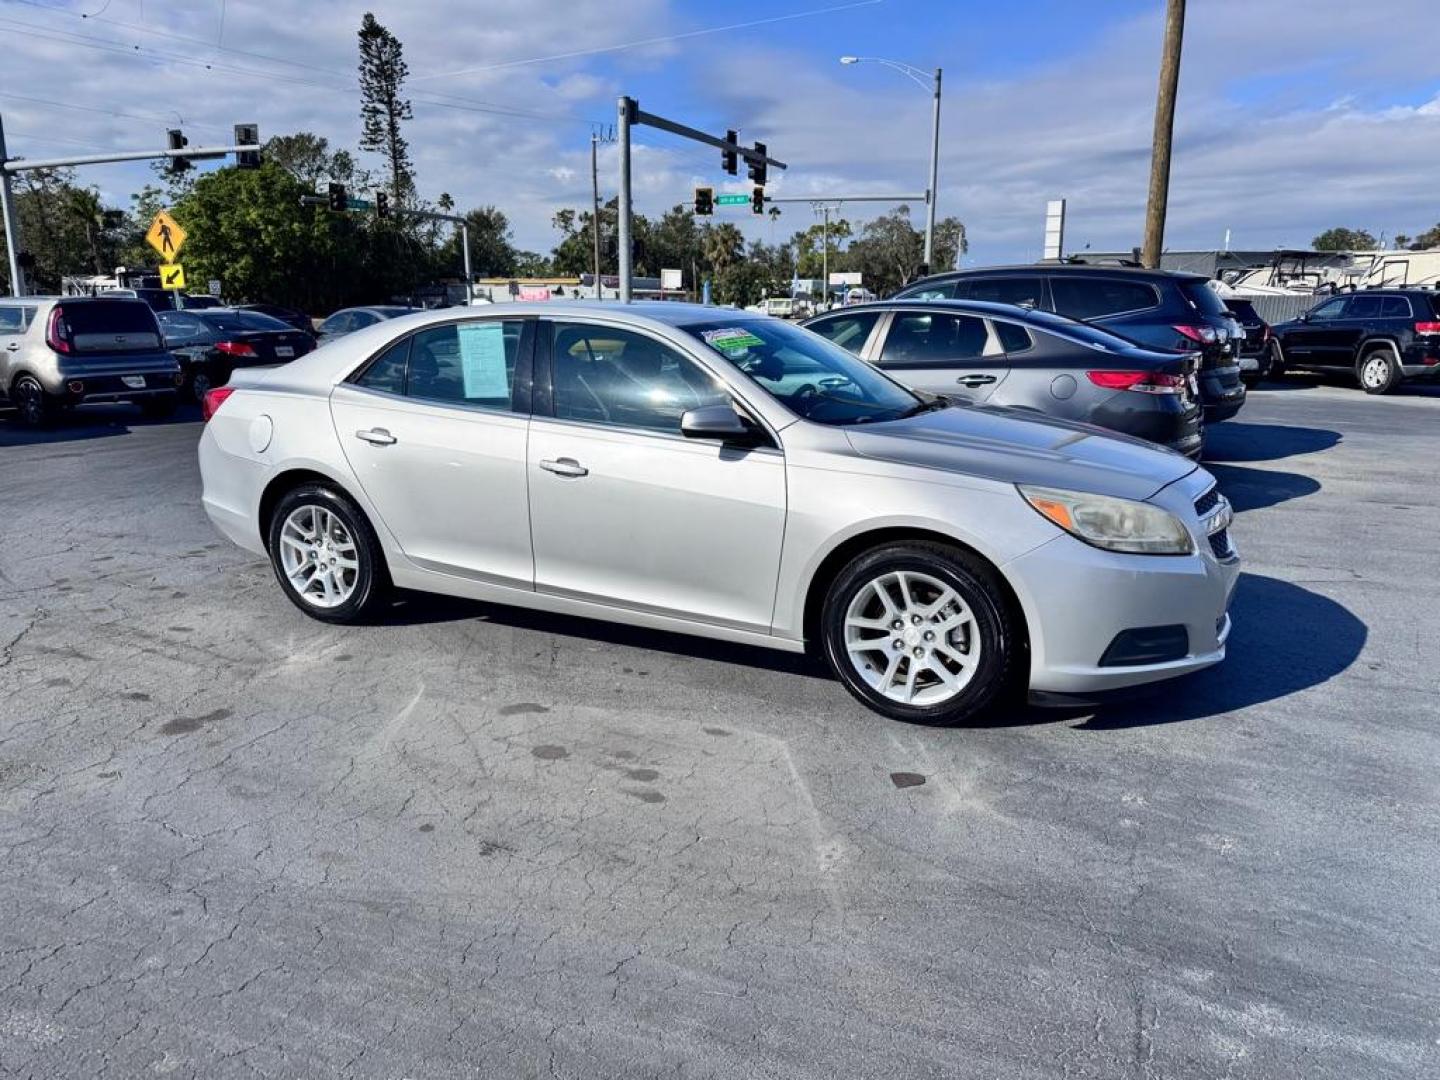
[1357,348,1400,394]
[267,484,389,623]
[820,542,1018,724]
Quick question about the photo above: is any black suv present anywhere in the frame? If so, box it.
[1270,288,1440,394]
[895,265,1247,422]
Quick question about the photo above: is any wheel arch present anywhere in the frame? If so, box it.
[258,466,361,553]
[1355,336,1403,363]
[799,525,1030,657]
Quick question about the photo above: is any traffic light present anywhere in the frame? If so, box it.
[166,129,191,175]
[747,142,767,186]
[751,186,764,215]
[694,186,714,216]
[375,191,390,219]
[721,129,738,176]
[233,123,261,169]
[327,182,347,212]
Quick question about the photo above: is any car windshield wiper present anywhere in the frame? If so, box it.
[894,395,952,420]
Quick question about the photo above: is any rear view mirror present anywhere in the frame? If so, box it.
[681,403,758,444]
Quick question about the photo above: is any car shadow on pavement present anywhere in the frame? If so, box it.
[378,590,828,679]
[1071,572,1367,730]
[1202,420,1340,463]
[1206,462,1320,513]
[0,403,199,447]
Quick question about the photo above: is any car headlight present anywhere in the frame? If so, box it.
[1018,484,1194,555]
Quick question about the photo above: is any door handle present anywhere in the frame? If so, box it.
[354,428,397,446]
[957,374,997,387]
[539,457,588,478]
[4,342,17,351]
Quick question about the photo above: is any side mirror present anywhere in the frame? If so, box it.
[681,403,759,444]
[1298,312,1310,323]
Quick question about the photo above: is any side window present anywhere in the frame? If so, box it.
[879,312,991,367]
[958,276,1043,307]
[350,311,379,329]
[994,321,1033,353]
[0,306,22,333]
[550,323,728,433]
[405,320,525,410]
[1344,295,1383,320]
[906,282,955,300]
[1307,298,1348,322]
[1379,296,1412,319]
[807,311,880,355]
[320,313,353,335]
[1050,277,1158,319]
[354,337,411,395]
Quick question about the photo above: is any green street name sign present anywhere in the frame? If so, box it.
[715,194,750,206]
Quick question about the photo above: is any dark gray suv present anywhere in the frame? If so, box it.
[0,296,182,426]
[894,265,1247,423]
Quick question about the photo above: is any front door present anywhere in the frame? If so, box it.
[1285,296,1350,367]
[329,318,535,588]
[871,308,1010,402]
[527,320,786,633]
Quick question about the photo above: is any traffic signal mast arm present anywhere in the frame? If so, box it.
[1,141,261,174]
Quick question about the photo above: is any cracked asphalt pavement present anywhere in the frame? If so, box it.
[0,379,1437,1078]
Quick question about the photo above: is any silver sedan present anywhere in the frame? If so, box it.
[198,302,1239,724]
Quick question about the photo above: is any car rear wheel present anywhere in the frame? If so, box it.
[11,375,56,428]
[1266,341,1285,381]
[1357,348,1400,395]
[188,367,213,405]
[267,484,389,623]
[820,542,1018,725]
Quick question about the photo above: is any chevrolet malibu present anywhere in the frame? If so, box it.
[198,302,1239,725]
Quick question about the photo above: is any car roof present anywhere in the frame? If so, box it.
[349,300,765,328]
[909,263,1210,285]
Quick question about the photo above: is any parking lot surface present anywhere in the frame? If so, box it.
[1,380,1437,1079]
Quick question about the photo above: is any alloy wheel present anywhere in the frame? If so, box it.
[1362,354,1391,389]
[278,504,361,609]
[842,570,980,706]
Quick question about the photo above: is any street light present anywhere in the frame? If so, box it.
[839,55,943,272]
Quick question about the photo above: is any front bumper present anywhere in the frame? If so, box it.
[1005,530,1240,695]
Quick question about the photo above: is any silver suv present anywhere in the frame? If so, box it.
[0,296,182,426]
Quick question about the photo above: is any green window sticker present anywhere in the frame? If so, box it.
[701,327,765,353]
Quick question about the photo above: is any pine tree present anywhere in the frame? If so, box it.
[357,12,415,207]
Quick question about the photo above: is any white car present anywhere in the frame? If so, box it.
[198,302,1239,724]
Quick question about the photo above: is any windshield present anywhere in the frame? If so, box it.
[682,318,921,425]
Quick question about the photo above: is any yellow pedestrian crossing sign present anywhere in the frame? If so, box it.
[160,263,186,290]
[146,210,186,260]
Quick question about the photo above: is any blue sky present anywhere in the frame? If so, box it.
[3,0,1439,269]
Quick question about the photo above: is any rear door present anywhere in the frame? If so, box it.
[952,275,1046,309]
[329,317,536,587]
[871,308,1009,401]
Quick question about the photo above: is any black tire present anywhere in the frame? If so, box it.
[11,375,57,428]
[138,394,179,420]
[266,483,390,623]
[820,542,1019,725]
[1266,341,1285,381]
[1357,347,1401,395]
[186,366,214,405]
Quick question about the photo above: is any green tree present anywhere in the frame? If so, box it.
[0,169,131,293]
[789,218,851,278]
[438,206,518,278]
[1312,227,1377,251]
[173,161,375,313]
[932,216,968,272]
[1407,223,1440,250]
[358,12,415,206]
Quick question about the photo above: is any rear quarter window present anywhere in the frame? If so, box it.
[1379,296,1413,319]
[1051,277,1159,319]
[994,321,1032,352]
[1176,280,1231,318]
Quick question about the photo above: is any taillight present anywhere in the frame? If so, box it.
[1086,371,1185,394]
[1173,324,1217,344]
[215,341,257,357]
[46,306,73,354]
[1414,321,1440,334]
[201,386,235,421]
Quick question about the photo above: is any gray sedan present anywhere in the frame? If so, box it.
[197,302,1238,724]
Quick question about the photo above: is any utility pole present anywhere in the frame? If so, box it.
[617,98,633,303]
[925,68,942,270]
[591,133,603,299]
[0,115,27,297]
[1142,0,1185,269]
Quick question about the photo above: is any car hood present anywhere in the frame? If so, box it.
[843,404,1196,502]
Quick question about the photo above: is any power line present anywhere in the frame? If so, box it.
[410,0,885,81]
[0,90,224,139]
